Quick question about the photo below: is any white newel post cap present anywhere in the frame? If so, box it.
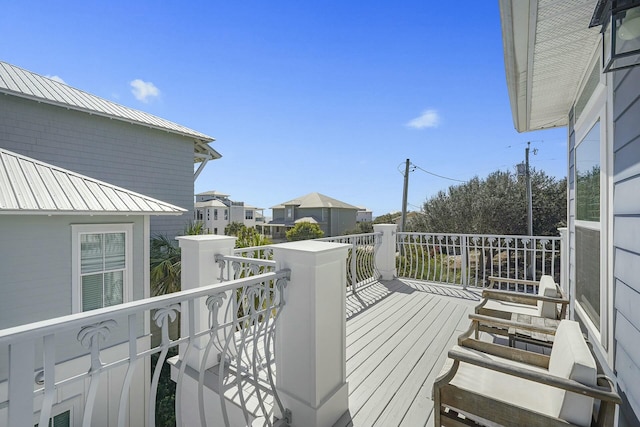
[176,234,236,370]
[272,240,350,427]
[374,224,397,280]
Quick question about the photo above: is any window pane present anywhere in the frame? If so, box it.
[576,226,600,328]
[81,234,103,274]
[104,271,123,307]
[576,121,600,221]
[82,274,103,311]
[104,233,125,270]
[53,410,70,427]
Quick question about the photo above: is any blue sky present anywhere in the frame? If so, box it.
[1,1,567,217]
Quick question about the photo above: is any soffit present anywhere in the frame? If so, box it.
[501,0,601,132]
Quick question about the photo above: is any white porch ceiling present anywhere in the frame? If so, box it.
[500,0,602,132]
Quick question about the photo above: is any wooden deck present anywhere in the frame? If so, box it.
[335,279,482,427]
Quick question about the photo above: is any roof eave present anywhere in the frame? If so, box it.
[0,210,186,216]
[500,0,534,133]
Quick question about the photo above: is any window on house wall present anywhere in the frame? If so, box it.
[214,228,218,235]
[224,209,228,221]
[575,120,601,329]
[206,209,210,221]
[214,209,218,220]
[72,224,132,313]
[246,210,254,220]
[286,207,293,219]
[35,410,71,427]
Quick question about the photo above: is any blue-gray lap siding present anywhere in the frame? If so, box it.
[0,214,146,380]
[0,95,193,238]
[612,66,640,424]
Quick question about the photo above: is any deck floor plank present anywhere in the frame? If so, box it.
[355,302,463,426]
[347,297,451,416]
[342,279,480,427]
[372,304,469,427]
[398,304,474,427]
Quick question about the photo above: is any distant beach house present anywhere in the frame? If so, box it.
[0,147,186,425]
[0,60,220,239]
[194,190,264,234]
[264,192,359,239]
[356,206,373,223]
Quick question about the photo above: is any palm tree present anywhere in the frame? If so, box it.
[150,234,182,296]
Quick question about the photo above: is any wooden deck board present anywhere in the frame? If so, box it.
[343,279,480,427]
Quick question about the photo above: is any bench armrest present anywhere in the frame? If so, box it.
[447,348,621,404]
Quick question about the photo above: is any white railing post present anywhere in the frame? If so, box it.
[272,240,350,427]
[460,235,468,289]
[374,224,397,280]
[558,227,569,300]
[176,234,236,370]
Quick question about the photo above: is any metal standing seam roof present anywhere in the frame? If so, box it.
[0,61,221,160]
[0,148,186,215]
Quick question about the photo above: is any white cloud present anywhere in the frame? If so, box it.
[45,75,66,84]
[406,109,440,129]
[130,79,160,103]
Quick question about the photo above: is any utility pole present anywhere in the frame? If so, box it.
[401,159,410,232]
[525,142,533,237]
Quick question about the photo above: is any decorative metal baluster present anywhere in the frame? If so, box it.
[266,275,289,425]
[202,291,228,427]
[117,313,138,427]
[150,305,180,427]
[77,319,118,426]
[37,334,55,427]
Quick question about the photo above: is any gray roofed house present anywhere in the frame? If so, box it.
[0,59,219,238]
[0,147,187,425]
[266,192,359,238]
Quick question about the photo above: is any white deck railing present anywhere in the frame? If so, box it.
[316,232,382,292]
[0,266,289,427]
[397,232,562,288]
[232,232,382,293]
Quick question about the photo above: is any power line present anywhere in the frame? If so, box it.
[411,164,466,183]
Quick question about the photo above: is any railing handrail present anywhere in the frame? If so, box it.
[316,231,382,241]
[397,231,561,241]
[217,254,276,268]
[0,270,289,345]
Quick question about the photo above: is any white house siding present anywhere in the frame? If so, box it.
[0,95,192,238]
[0,214,146,380]
[612,66,640,425]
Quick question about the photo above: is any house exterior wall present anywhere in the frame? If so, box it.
[0,95,192,238]
[0,215,146,330]
[329,208,357,236]
[611,66,640,424]
[0,214,150,425]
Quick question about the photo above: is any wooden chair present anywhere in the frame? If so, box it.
[474,275,569,343]
[433,320,620,427]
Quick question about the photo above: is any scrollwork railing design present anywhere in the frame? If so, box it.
[317,232,382,292]
[396,232,561,288]
[0,269,290,427]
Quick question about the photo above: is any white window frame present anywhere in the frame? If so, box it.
[572,59,612,355]
[33,396,81,427]
[71,224,134,313]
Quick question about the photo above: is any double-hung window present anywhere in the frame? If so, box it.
[72,224,133,312]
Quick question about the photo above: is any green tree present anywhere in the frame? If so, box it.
[150,222,206,296]
[224,221,245,236]
[409,169,566,236]
[286,222,324,241]
[373,212,401,224]
[345,222,374,235]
